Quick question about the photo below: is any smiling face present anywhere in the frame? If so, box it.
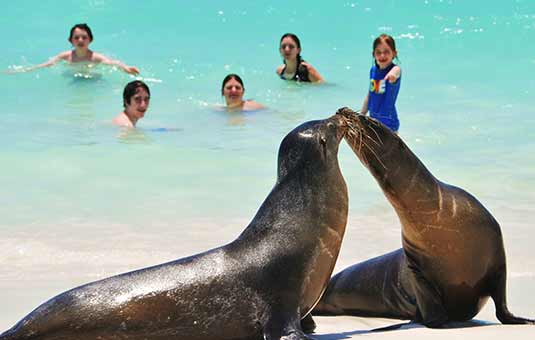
[222,78,244,106]
[69,27,92,50]
[125,87,150,121]
[373,42,396,69]
[279,36,301,62]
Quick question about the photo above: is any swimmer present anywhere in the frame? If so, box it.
[276,33,323,83]
[221,74,265,111]
[112,80,150,127]
[6,23,139,75]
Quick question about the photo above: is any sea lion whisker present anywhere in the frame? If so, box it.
[364,144,387,170]
[367,124,384,146]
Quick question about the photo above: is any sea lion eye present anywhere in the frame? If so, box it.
[320,136,327,146]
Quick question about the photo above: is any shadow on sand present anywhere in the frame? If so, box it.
[311,319,497,339]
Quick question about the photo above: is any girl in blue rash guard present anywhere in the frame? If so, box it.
[361,34,401,132]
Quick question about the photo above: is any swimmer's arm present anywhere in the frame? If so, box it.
[276,64,284,76]
[361,93,369,114]
[302,62,324,83]
[5,51,69,73]
[384,65,401,83]
[93,53,140,75]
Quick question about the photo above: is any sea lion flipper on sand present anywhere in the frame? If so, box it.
[299,313,316,333]
[263,309,311,340]
[407,260,448,327]
[492,269,535,324]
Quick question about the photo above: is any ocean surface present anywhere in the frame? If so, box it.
[1,0,534,330]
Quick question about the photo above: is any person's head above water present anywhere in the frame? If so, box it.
[221,73,244,95]
[220,74,264,112]
[124,80,151,108]
[221,74,245,106]
[276,33,323,82]
[279,33,302,64]
[112,80,150,127]
[68,23,94,44]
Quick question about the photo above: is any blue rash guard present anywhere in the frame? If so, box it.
[367,63,401,132]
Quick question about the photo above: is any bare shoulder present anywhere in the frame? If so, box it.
[244,100,265,111]
[276,64,284,75]
[302,62,324,83]
[112,112,133,127]
[91,52,110,62]
[57,51,72,60]
[301,62,317,73]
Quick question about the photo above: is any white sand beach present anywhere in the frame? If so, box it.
[1,212,533,339]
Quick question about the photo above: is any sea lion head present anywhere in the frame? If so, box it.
[277,114,347,181]
[336,107,407,177]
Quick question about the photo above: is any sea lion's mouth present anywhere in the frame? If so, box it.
[335,107,386,171]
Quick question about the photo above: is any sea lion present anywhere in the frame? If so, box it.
[313,108,534,327]
[0,115,349,340]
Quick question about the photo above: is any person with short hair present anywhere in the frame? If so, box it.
[112,80,150,127]
[7,23,139,75]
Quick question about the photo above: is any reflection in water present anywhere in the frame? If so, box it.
[61,62,104,82]
[225,111,247,126]
[115,127,151,144]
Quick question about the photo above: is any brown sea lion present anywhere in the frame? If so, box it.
[313,108,534,327]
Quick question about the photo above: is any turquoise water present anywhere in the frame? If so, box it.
[1,0,535,327]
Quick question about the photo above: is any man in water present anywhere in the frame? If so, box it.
[113,80,150,127]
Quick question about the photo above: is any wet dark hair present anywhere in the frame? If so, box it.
[123,80,150,107]
[68,23,94,42]
[372,34,399,64]
[221,74,244,95]
[279,33,303,65]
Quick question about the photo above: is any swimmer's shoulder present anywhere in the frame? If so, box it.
[112,112,134,127]
[276,64,285,75]
[243,100,265,111]
[90,51,108,63]
[57,50,73,61]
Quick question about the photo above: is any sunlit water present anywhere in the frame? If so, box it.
[1,0,534,329]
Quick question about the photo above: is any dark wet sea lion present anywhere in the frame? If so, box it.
[0,115,348,340]
[313,107,534,327]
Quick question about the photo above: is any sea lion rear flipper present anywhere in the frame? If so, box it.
[491,269,535,324]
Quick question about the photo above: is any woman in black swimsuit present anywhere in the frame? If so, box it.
[276,33,323,83]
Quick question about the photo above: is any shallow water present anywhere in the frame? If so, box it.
[1,0,534,331]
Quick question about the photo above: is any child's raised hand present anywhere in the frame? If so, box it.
[384,66,401,83]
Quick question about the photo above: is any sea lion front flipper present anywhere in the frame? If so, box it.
[408,266,448,327]
[263,308,312,340]
[300,313,316,334]
[491,269,535,324]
